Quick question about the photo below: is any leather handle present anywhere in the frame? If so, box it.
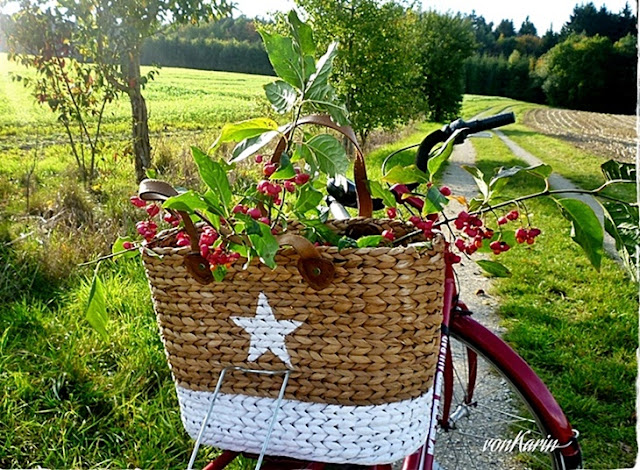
[271,114,373,218]
[277,233,335,290]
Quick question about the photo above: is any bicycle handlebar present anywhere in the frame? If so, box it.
[326,112,516,210]
[444,112,515,136]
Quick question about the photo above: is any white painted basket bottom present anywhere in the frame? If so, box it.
[176,384,433,465]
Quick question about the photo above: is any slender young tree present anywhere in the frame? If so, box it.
[9,0,232,182]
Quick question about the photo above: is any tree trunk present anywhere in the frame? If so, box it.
[126,49,152,182]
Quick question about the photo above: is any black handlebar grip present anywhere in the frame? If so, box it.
[464,112,515,134]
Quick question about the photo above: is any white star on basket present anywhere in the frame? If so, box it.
[231,292,302,368]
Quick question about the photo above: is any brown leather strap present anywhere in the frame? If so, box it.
[271,114,373,218]
[277,233,335,290]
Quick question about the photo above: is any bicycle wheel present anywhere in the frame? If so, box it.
[432,321,582,470]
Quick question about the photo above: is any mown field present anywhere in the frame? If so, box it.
[0,55,637,469]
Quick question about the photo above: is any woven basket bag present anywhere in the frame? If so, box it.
[139,116,446,466]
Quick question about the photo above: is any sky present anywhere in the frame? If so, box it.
[232,0,637,33]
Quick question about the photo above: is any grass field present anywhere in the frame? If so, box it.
[0,54,637,469]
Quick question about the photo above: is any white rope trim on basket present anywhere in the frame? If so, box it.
[176,384,434,465]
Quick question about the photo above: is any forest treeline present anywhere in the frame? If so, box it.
[1,2,637,115]
[138,2,637,115]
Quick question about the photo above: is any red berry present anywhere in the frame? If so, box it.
[497,216,508,225]
[458,211,470,221]
[263,163,277,177]
[122,241,134,250]
[455,238,466,251]
[526,238,535,245]
[426,213,439,222]
[465,228,478,238]
[409,216,422,225]
[529,228,541,238]
[382,230,395,241]
[232,204,248,214]
[258,217,270,225]
[199,227,218,247]
[500,241,511,252]
[176,232,190,247]
[386,207,397,219]
[439,186,452,197]
[516,228,527,239]
[255,154,263,163]
[130,196,147,208]
[247,208,261,219]
[146,204,160,217]
[284,180,296,193]
[483,229,494,239]
[257,180,270,193]
[294,173,310,185]
[507,210,519,221]
[163,212,180,227]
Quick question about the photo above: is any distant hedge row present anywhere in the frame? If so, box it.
[141,37,274,76]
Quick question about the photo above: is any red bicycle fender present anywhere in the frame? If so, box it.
[451,314,580,459]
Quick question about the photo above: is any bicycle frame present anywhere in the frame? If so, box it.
[200,248,581,470]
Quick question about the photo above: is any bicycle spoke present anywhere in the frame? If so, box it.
[433,333,564,470]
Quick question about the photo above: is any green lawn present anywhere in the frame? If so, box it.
[467,134,637,468]
[0,55,636,469]
[0,52,272,147]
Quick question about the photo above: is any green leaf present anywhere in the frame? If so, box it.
[163,190,210,213]
[382,165,430,185]
[259,30,304,89]
[356,235,385,248]
[489,164,552,195]
[368,181,396,208]
[191,147,232,214]
[463,166,490,200]
[112,236,138,260]
[295,184,324,213]
[234,213,262,235]
[212,265,227,282]
[424,186,449,214]
[265,80,298,114]
[85,268,108,340]
[427,129,465,178]
[211,118,279,150]
[602,200,639,279]
[300,219,341,246]
[554,198,604,270]
[306,42,338,100]
[476,260,512,278]
[231,130,281,163]
[145,168,157,179]
[601,159,636,182]
[338,236,358,250]
[287,10,316,58]
[306,134,348,177]
[248,222,279,269]
[270,153,296,180]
